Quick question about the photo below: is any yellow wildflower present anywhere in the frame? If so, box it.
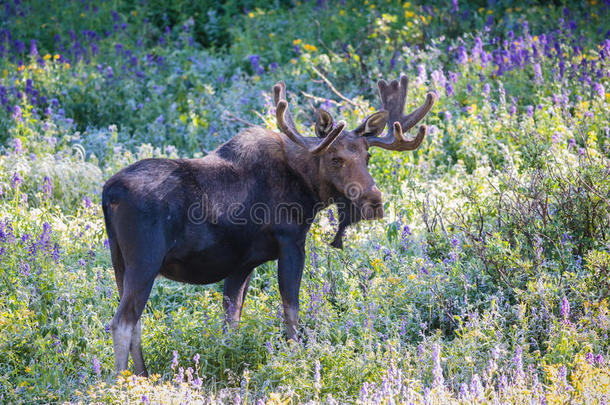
[303,44,317,52]
[293,39,302,45]
[54,54,60,60]
[43,53,52,60]
[132,10,137,16]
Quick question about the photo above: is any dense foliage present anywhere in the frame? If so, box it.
[0,0,609,403]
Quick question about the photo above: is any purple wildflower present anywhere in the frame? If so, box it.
[14,138,22,154]
[29,40,38,56]
[43,176,52,200]
[193,353,200,367]
[568,138,576,148]
[456,46,468,65]
[328,208,336,226]
[11,172,21,189]
[248,54,264,75]
[192,376,203,389]
[175,367,184,384]
[593,82,605,99]
[92,355,101,376]
[485,15,493,27]
[451,0,459,13]
[446,83,454,96]
[431,68,447,89]
[417,64,427,84]
[514,346,524,379]
[561,297,570,323]
[552,132,560,144]
[483,83,490,97]
[20,262,30,276]
[470,374,483,399]
[432,343,443,387]
[13,105,22,122]
[171,350,179,370]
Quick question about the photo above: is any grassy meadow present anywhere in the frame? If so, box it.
[0,0,609,403]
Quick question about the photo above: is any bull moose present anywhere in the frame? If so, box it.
[102,74,435,375]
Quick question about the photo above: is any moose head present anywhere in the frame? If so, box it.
[273,75,436,248]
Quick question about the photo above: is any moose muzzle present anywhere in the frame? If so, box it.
[358,184,384,220]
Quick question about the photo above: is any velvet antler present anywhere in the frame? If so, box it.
[273,81,345,155]
[367,74,436,151]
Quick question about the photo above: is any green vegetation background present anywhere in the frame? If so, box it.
[0,0,609,403]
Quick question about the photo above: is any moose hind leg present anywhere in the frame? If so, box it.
[111,271,156,374]
[130,320,147,376]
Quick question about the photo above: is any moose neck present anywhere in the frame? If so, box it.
[282,136,335,209]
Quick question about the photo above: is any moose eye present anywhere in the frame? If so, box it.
[331,157,344,167]
[366,153,372,164]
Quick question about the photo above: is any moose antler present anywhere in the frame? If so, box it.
[367,74,436,151]
[273,81,345,155]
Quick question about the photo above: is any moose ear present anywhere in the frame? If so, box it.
[315,109,334,138]
[354,111,388,137]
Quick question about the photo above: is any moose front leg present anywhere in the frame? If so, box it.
[277,236,305,340]
[223,268,253,329]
